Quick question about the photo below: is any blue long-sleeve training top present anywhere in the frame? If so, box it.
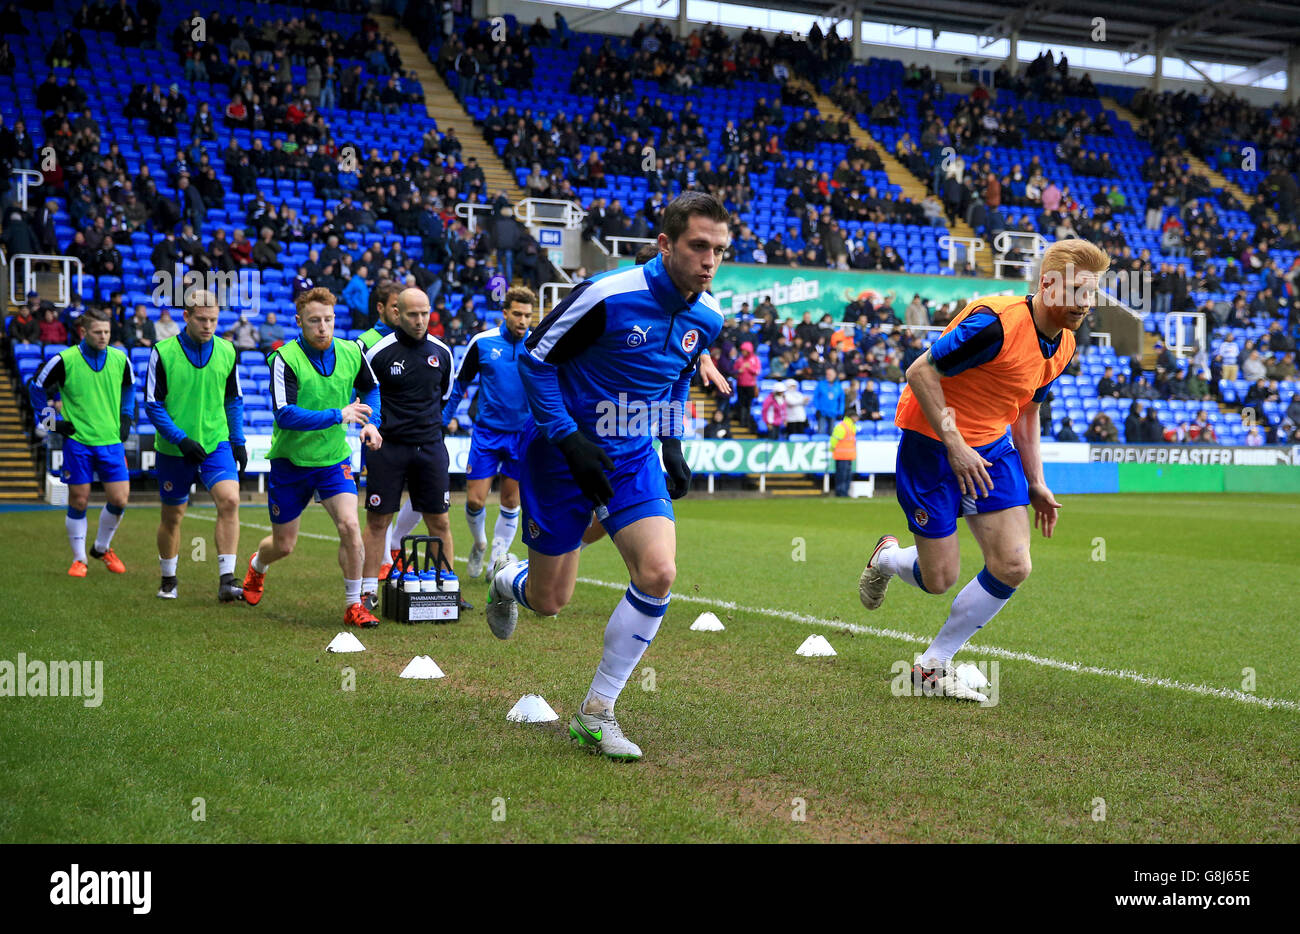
[519,254,722,458]
[442,321,531,432]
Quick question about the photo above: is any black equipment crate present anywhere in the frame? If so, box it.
[381,535,459,624]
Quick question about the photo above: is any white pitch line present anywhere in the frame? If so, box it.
[186,511,339,542]
[571,578,1300,713]
[184,512,1299,712]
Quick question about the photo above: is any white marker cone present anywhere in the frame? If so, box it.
[690,611,725,631]
[400,655,445,679]
[795,634,837,657]
[507,694,559,723]
[326,632,366,653]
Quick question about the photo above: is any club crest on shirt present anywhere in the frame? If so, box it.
[626,324,652,347]
[527,518,540,539]
[681,329,701,354]
[368,494,380,507]
[271,504,281,517]
[913,508,929,528]
[427,355,440,367]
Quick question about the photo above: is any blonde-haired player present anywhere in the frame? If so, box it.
[859,239,1110,700]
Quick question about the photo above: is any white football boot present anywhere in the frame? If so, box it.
[569,707,642,761]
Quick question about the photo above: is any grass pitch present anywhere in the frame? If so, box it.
[1,493,1297,843]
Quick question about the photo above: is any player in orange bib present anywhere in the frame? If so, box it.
[858,239,1110,701]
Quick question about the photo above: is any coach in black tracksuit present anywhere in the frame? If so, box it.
[360,288,466,605]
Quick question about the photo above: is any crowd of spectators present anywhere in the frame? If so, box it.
[3,6,1298,446]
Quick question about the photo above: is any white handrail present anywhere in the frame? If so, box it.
[606,236,656,257]
[937,234,985,272]
[453,201,495,233]
[539,280,575,313]
[991,230,1045,280]
[10,169,43,213]
[9,254,84,307]
[516,198,585,229]
[1164,311,1206,360]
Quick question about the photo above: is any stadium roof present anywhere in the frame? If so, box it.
[773,0,1300,75]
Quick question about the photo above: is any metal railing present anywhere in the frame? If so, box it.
[606,236,656,257]
[1164,311,1207,360]
[453,201,496,233]
[10,169,43,212]
[8,254,84,308]
[516,198,586,229]
[539,280,576,313]
[991,230,1046,280]
[937,234,985,272]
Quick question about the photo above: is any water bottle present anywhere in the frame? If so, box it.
[440,569,459,593]
[419,567,438,592]
[402,569,420,593]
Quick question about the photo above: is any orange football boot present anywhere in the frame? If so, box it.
[344,602,379,628]
[241,553,266,606]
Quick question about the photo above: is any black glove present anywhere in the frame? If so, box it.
[231,443,248,479]
[178,437,208,465]
[661,436,691,500]
[555,430,614,505]
[120,414,132,443]
[53,420,76,438]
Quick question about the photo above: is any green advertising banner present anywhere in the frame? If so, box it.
[618,260,1012,319]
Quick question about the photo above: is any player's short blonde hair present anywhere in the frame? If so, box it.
[1040,239,1110,279]
[184,288,220,311]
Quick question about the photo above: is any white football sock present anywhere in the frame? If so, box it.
[66,508,88,563]
[393,497,421,547]
[493,506,519,551]
[344,578,361,607]
[93,503,124,552]
[585,584,669,711]
[921,568,1016,666]
[493,557,532,610]
[362,576,378,595]
[879,542,928,591]
[159,555,179,577]
[466,503,487,547]
[218,554,236,577]
[251,551,269,574]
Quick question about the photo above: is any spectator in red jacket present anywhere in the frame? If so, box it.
[38,307,67,345]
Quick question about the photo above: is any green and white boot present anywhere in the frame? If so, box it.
[570,708,642,761]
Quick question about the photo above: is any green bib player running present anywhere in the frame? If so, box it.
[146,289,247,602]
[29,307,134,577]
[240,287,384,628]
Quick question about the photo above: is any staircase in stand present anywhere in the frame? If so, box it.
[377,14,526,208]
[0,356,42,501]
[800,79,996,278]
[689,385,825,495]
[1103,95,1276,226]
